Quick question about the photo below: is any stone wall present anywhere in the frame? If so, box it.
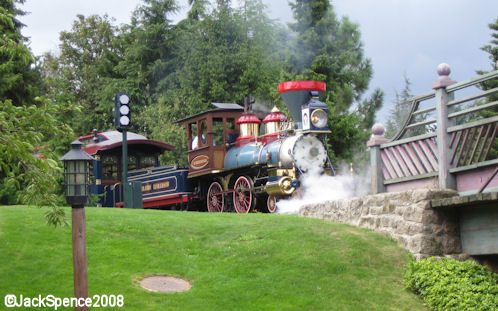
[299,189,464,260]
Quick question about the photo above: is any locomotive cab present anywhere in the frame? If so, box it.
[176,103,244,177]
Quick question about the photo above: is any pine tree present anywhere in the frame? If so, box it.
[287,0,373,113]
[385,75,413,139]
[139,0,286,165]
[287,0,381,162]
[477,17,498,158]
[480,18,498,71]
[477,18,498,112]
[0,0,39,105]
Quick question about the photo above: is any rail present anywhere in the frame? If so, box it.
[368,64,498,194]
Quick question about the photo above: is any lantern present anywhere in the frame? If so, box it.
[60,140,94,206]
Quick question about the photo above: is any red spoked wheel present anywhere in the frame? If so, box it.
[267,195,277,213]
[207,181,224,212]
[233,176,253,214]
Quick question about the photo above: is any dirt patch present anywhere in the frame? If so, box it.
[139,275,191,293]
[345,228,361,235]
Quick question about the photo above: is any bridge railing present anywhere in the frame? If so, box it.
[368,64,498,194]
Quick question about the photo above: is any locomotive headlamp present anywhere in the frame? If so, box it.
[60,140,94,206]
[311,109,327,128]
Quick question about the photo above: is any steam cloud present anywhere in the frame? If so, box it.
[276,166,370,214]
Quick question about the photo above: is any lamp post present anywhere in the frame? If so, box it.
[60,140,94,311]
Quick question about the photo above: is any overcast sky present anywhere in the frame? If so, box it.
[19,0,498,123]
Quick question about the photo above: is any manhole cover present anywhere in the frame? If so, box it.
[140,275,191,293]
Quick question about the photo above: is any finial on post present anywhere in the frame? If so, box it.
[367,123,388,147]
[432,63,457,89]
[368,123,388,194]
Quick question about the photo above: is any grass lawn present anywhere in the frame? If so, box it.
[0,206,426,310]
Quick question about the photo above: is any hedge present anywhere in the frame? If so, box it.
[404,257,498,311]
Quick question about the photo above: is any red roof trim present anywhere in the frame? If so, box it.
[278,81,326,94]
[83,139,175,155]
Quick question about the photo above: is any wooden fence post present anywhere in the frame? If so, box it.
[432,63,457,190]
[72,207,88,311]
[368,123,388,194]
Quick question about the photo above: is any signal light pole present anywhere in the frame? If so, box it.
[114,92,131,207]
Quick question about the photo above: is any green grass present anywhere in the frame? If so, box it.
[0,206,426,310]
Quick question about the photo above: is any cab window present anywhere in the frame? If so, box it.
[213,118,224,146]
[200,120,208,145]
[189,122,198,150]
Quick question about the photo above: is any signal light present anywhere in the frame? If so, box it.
[114,92,131,129]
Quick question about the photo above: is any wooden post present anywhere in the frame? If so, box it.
[367,123,389,194]
[72,206,88,311]
[432,63,457,190]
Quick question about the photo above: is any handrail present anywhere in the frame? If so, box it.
[390,91,435,141]
[448,100,498,119]
[381,132,436,148]
[390,69,498,142]
[447,115,498,133]
[447,87,498,107]
[404,118,437,130]
[113,182,122,205]
[446,69,498,92]
[369,64,498,194]
[412,105,436,116]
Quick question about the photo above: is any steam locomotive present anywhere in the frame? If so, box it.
[84,81,334,212]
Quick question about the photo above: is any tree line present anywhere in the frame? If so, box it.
[1,0,382,213]
[1,0,496,223]
[38,0,384,166]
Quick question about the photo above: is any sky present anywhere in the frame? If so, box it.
[19,0,498,123]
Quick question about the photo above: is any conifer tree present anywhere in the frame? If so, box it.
[385,76,413,139]
[478,18,498,109]
[287,0,382,162]
[287,0,373,113]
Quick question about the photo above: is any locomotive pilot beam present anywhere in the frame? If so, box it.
[84,81,334,213]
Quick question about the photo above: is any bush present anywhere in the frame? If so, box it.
[404,257,498,311]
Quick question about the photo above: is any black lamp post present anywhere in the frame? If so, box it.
[60,140,94,311]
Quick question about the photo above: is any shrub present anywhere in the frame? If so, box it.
[404,257,498,311]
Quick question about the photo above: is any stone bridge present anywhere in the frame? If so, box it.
[300,189,497,260]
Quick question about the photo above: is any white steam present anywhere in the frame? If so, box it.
[276,166,370,214]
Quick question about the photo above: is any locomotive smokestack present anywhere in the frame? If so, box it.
[278,81,326,124]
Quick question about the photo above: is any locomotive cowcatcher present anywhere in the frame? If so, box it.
[84,81,334,213]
